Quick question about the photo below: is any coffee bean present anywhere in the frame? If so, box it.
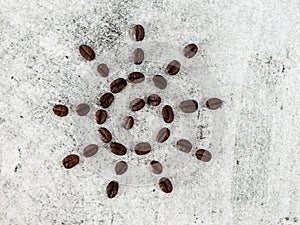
[114,161,128,175]
[150,160,163,174]
[83,144,98,157]
[183,43,198,58]
[128,72,145,83]
[99,92,114,108]
[98,127,112,143]
[157,127,170,143]
[195,149,212,162]
[123,116,134,129]
[75,103,90,116]
[79,44,95,61]
[97,63,109,77]
[132,48,144,65]
[62,154,79,169]
[132,24,145,41]
[130,98,145,111]
[176,139,192,153]
[153,75,167,89]
[110,78,127,93]
[165,60,180,75]
[110,142,127,156]
[53,104,69,117]
[205,98,222,110]
[162,105,174,123]
[134,142,151,155]
[106,181,119,198]
[95,109,107,125]
[179,100,198,113]
[147,94,161,106]
[159,177,173,193]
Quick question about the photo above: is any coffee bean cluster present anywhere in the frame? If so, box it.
[53,24,223,198]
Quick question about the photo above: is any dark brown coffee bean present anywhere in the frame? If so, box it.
[157,127,170,143]
[176,139,192,153]
[123,116,134,129]
[114,161,128,175]
[134,142,151,155]
[110,142,127,156]
[130,98,145,111]
[165,60,180,75]
[132,48,144,65]
[150,160,163,174]
[147,94,161,106]
[196,149,212,162]
[159,177,173,193]
[97,63,109,77]
[110,78,127,93]
[79,44,95,61]
[132,24,145,41]
[162,105,174,123]
[179,100,198,113]
[99,93,114,108]
[83,144,98,157]
[128,72,145,83]
[75,103,90,116]
[183,43,198,58]
[106,181,119,198]
[98,127,112,143]
[62,154,79,169]
[53,104,69,117]
[95,109,107,125]
[153,75,167,89]
[205,98,222,110]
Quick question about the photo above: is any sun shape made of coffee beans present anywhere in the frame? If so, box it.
[53,24,223,198]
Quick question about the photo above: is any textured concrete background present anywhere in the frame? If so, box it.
[1,0,300,224]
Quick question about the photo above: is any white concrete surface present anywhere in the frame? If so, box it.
[0,0,299,224]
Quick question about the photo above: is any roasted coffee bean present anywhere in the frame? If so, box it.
[79,44,95,61]
[110,142,127,156]
[97,63,109,77]
[205,98,222,110]
[183,43,198,58]
[132,48,144,65]
[106,181,119,198]
[159,177,173,193]
[130,98,145,111]
[75,103,90,116]
[132,24,145,41]
[162,105,174,123]
[53,104,69,117]
[83,144,98,157]
[98,127,112,143]
[157,127,170,143]
[99,92,114,108]
[127,72,145,83]
[134,142,151,155]
[153,75,167,89]
[196,149,212,162]
[147,94,161,106]
[176,139,192,153]
[62,154,79,169]
[165,60,180,75]
[110,78,127,93]
[114,161,128,175]
[179,100,198,113]
[150,160,163,174]
[95,109,107,125]
[123,116,134,129]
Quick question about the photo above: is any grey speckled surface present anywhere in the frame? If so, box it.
[1,0,300,224]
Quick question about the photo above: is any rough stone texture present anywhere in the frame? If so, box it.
[0,0,300,225]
